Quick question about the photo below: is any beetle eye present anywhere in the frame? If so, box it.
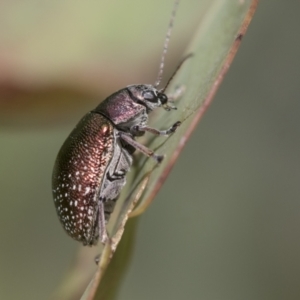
[142,91,156,101]
[159,93,168,105]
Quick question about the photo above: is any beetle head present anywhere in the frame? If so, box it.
[127,84,176,112]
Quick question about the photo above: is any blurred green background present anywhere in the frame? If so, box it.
[1,1,300,299]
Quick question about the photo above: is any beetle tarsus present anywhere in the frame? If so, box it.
[154,155,165,163]
[101,232,109,244]
[167,121,181,134]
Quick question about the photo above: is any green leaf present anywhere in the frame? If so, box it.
[73,1,259,300]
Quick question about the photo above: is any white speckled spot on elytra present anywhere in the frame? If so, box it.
[84,187,90,195]
[73,185,76,190]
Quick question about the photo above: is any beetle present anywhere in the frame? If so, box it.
[52,0,188,246]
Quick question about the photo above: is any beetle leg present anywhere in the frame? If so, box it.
[119,132,164,163]
[107,169,126,181]
[98,200,109,244]
[131,121,181,136]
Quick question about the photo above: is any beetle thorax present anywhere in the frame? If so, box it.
[93,84,168,129]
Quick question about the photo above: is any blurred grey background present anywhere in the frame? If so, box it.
[1,1,300,299]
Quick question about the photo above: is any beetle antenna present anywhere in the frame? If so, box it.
[154,0,180,88]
